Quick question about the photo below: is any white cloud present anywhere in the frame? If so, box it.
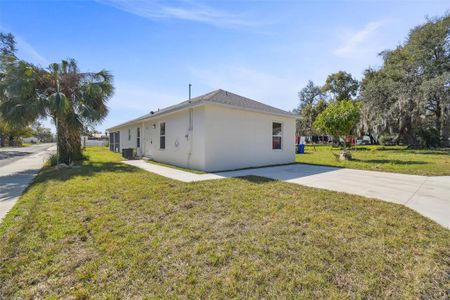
[333,19,390,57]
[96,0,262,28]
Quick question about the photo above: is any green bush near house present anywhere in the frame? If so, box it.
[0,147,448,298]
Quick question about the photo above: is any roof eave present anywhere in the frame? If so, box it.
[206,101,298,119]
[106,100,298,132]
[106,101,205,131]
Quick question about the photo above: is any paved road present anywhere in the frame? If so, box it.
[125,160,450,228]
[0,144,55,221]
[0,144,55,167]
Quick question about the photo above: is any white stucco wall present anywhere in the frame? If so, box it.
[139,107,207,171]
[119,125,140,151]
[203,105,296,172]
[114,104,296,172]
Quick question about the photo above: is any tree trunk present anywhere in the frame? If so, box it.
[442,104,450,147]
[56,119,82,164]
[399,114,418,148]
[368,132,377,144]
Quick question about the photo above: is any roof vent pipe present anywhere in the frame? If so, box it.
[188,83,192,103]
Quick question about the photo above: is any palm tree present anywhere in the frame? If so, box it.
[0,58,114,163]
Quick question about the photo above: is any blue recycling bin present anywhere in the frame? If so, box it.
[297,144,305,154]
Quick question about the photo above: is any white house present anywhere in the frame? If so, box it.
[107,89,297,172]
[22,136,40,144]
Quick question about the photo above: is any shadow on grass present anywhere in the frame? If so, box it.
[405,150,450,156]
[233,176,277,184]
[33,161,137,184]
[217,163,340,181]
[353,147,449,155]
[345,147,407,152]
[34,162,281,188]
[351,159,428,165]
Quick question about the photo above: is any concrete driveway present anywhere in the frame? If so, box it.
[125,161,450,228]
[0,144,55,221]
[219,164,450,228]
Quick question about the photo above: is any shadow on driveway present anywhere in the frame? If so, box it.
[216,163,341,181]
[0,169,37,202]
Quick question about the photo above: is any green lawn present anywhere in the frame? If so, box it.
[296,145,450,176]
[0,147,448,298]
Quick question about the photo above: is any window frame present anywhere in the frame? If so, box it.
[272,122,283,150]
[128,128,131,141]
[136,127,140,148]
[159,122,166,150]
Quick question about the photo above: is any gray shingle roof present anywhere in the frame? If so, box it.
[107,89,296,131]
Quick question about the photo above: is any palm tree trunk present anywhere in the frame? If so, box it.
[56,119,82,164]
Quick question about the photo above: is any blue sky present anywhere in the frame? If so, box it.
[0,0,448,132]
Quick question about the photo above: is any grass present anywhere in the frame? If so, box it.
[0,147,449,298]
[147,160,206,174]
[296,144,450,176]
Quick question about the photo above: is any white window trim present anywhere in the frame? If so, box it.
[272,121,283,151]
[160,122,166,150]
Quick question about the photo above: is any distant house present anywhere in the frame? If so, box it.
[107,89,297,172]
[22,137,40,144]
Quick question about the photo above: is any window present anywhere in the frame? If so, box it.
[115,131,120,152]
[128,128,131,141]
[136,127,140,148]
[160,122,166,149]
[272,122,282,150]
[109,131,120,152]
[109,132,114,151]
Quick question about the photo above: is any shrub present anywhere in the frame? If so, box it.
[379,134,396,146]
[416,127,440,148]
[46,154,59,167]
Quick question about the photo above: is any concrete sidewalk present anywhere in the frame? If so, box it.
[124,160,450,228]
[124,160,224,182]
[0,145,56,221]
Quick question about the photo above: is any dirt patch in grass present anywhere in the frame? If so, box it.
[0,147,449,298]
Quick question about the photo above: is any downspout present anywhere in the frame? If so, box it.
[187,108,194,168]
[187,84,193,168]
